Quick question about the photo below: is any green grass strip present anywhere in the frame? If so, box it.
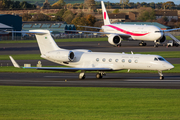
[0,86,180,119]
[0,37,107,43]
[0,36,179,44]
[0,54,41,60]
[134,51,180,58]
[0,64,179,73]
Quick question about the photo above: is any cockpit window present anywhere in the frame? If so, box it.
[154,58,158,61]
[158,57,165,61]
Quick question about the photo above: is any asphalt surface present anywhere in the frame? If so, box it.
[0,40,180,89]
[0,73,180,89]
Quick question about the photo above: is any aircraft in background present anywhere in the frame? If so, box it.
[75,1,180,47]
[10,30,174,80]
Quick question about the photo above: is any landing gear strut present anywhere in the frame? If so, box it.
[139,41,146,46]
[96,72,106,79]
[79,71,85,79]
[154,42,158,47]
[158,71,164,80]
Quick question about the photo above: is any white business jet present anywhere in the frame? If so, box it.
[10,30,174,80]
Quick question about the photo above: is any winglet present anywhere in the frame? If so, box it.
[9,56,20,68]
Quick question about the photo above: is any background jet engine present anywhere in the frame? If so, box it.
[108,34,122,46]
[156,35,166,44]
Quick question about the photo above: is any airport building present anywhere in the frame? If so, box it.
[0,14,22,39]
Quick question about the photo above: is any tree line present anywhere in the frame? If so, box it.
[0,0,36,10]
[0,0,180,10]
[21,9,97,30]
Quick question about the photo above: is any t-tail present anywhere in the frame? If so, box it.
[101,1,111,25]
[29,30,60,55]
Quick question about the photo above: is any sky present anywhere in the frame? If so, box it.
[98,0,180,5]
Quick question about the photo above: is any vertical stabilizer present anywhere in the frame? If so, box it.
[29,30,60,55]
[101,1,111,25]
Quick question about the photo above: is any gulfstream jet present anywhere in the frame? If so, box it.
[10,30,174,80]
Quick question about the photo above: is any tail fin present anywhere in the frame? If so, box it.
[29,30,60,55]
[101,1,111,25]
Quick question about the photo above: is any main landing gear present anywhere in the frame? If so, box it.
[158,71,164,80]
[79,71,106,79]
[96,72,106,79]
[79,71,85,79]
[139,41,147,46]
[154,42,158,47]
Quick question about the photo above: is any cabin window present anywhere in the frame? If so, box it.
[135,59,138,63]
[102,58,106,62]
[109,58,112,62]
[128,59,132,63]
[115,59,119,62]
[96,58,99,62]
[158,57,165,61]
[122,59,125,63]
[154,58,158,61]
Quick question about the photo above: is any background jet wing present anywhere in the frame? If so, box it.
[155,28,180,33]
[76,25,102,29]
[52,29,131,37]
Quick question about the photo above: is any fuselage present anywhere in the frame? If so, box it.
[43,50,174,71]
[102,24,163,42]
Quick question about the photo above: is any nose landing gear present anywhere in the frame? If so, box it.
[158,71,164,80]
[139,41,147,46]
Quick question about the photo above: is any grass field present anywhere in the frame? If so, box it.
[0,86,180,119]
[0,36,179,44]
[0,37,107,44]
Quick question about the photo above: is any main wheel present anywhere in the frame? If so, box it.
[154,44,158,47]
[79,73,85,79]
[143,43,147,46]
[160,76,164,80]
[139,42,143,46]
[96,73,102,79]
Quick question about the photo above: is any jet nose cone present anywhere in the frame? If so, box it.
[168,64,174,70]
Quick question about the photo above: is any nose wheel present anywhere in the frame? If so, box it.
[139,41,146,46]
[158,71,164,80]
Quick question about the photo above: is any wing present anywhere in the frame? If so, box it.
[155,28,180,32]
[77,25,102,29]
[52,29,131,38]
[9,56,112,72]
[22,67,112,72]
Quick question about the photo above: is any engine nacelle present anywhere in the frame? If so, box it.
[45,50,75,62]
[108,34,122,46]
[156,35,166,44]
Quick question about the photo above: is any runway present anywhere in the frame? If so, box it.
[0,73,180,89]
[0,40,180,89]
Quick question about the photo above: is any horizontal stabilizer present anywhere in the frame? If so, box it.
[9,56,20,68]
[6,30,47,35]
